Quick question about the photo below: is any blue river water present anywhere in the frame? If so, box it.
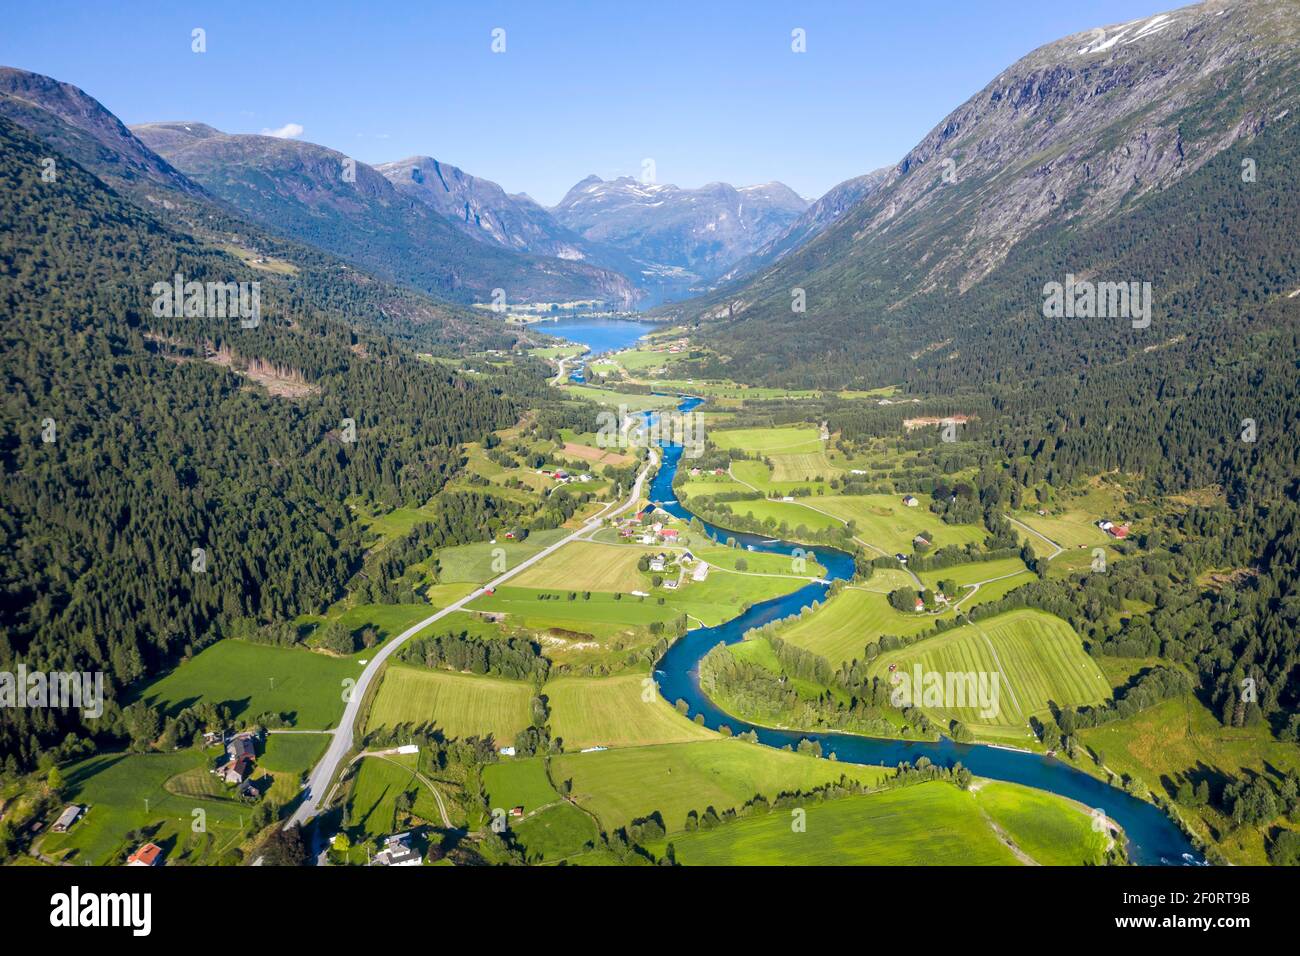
[640,397,1199,866]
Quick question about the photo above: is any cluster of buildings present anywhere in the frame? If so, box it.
[539,468,594,484]
[209,730,263,800]
[1097,519,1131,539]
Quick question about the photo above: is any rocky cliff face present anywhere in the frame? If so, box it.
[716,167,891,284]
[677,0,1299,322]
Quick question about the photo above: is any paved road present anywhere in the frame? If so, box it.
[286,448,657,829]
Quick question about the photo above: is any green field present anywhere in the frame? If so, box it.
[137,639,362,729]
[769,451,840,482]
[723,497,844,534]
[779,587,944,665]
[1080,693,1300,865]
[366,664,534,744]
[482,756,560,812]
[260,732,329,774]
[1016,508,1112,550]
[39,751,249,865]
[561,383,679,411]
[919,557,1029,590]
[551,739,890,834]
[545,675,716,750]
[868,609,1110,740]
[813,494,988,552]
[512,541,660,592]
[435,529,570,584]
[481,756,598,862]
[712,425,824,454]
[345,754,444,839]
[654,780,1105,865]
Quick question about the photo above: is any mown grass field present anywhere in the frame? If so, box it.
[39,751,248,866]
[723,497,844,534]
[813,494,987,552]
[481,756,598,862]
[345,754,443,839]
[366,664,534,744]
[1079,693,1300,865]
[551,739,889,835]
[711,425,824,454]
[435,529,570,584]
[470,566,809,632]
[512,541,657,592]
[778,587,943,665]
[973,781,1108,865]
[137,639,361,729]
[1015,508,1111,550]
[260,732,329,774]
[919,556,1028,590]
[561,384,679,410]
[769,451,840,482]
[652,780,1104,865]
[544,674,715,750]
[482,756,559,812]
[868,609,1110,740]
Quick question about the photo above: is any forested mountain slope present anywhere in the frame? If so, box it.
[669,0,1299,387]
[0,67,530,355]
[133,121,639,307]
[0,115,532,766]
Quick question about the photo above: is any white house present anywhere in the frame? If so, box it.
[902,495,919,507]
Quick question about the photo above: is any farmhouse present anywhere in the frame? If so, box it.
[902,495,919,507]
[52,805,83,832]
[374,832,422,867]
[663,579,678,590]
[226,732,256,762]
[649,555,666,573]
[661,528,679,540]
[126,843,164,867]
[221,755,254,785]
[693,562,709,582]
[913,534,931,547]
[914,598,926,612]
[1107,524,1131,539]
[499,746,516,756]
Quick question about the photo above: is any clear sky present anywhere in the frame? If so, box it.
[1,0,1174,206]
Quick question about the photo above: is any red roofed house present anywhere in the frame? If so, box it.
[126,842,164,867]
[661,529,679,539]
[1107,524,1130,539]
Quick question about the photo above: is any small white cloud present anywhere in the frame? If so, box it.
[262,122,304,139]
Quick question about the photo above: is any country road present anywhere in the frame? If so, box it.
[286,446,658,829]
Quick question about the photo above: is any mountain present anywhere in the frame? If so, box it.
[132,122,639,307]
[716,167,891,284]
[0,111,536,762]
[375,155,632,269]
[668,0,1300,387]
[551,175,808,298]
[0,67,531,354]
[0,66,201,199]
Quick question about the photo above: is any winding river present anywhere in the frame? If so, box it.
[549,324,1199,864]
[643,398,1200,866]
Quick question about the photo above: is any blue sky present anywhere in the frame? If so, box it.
[1,0,1173,205]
